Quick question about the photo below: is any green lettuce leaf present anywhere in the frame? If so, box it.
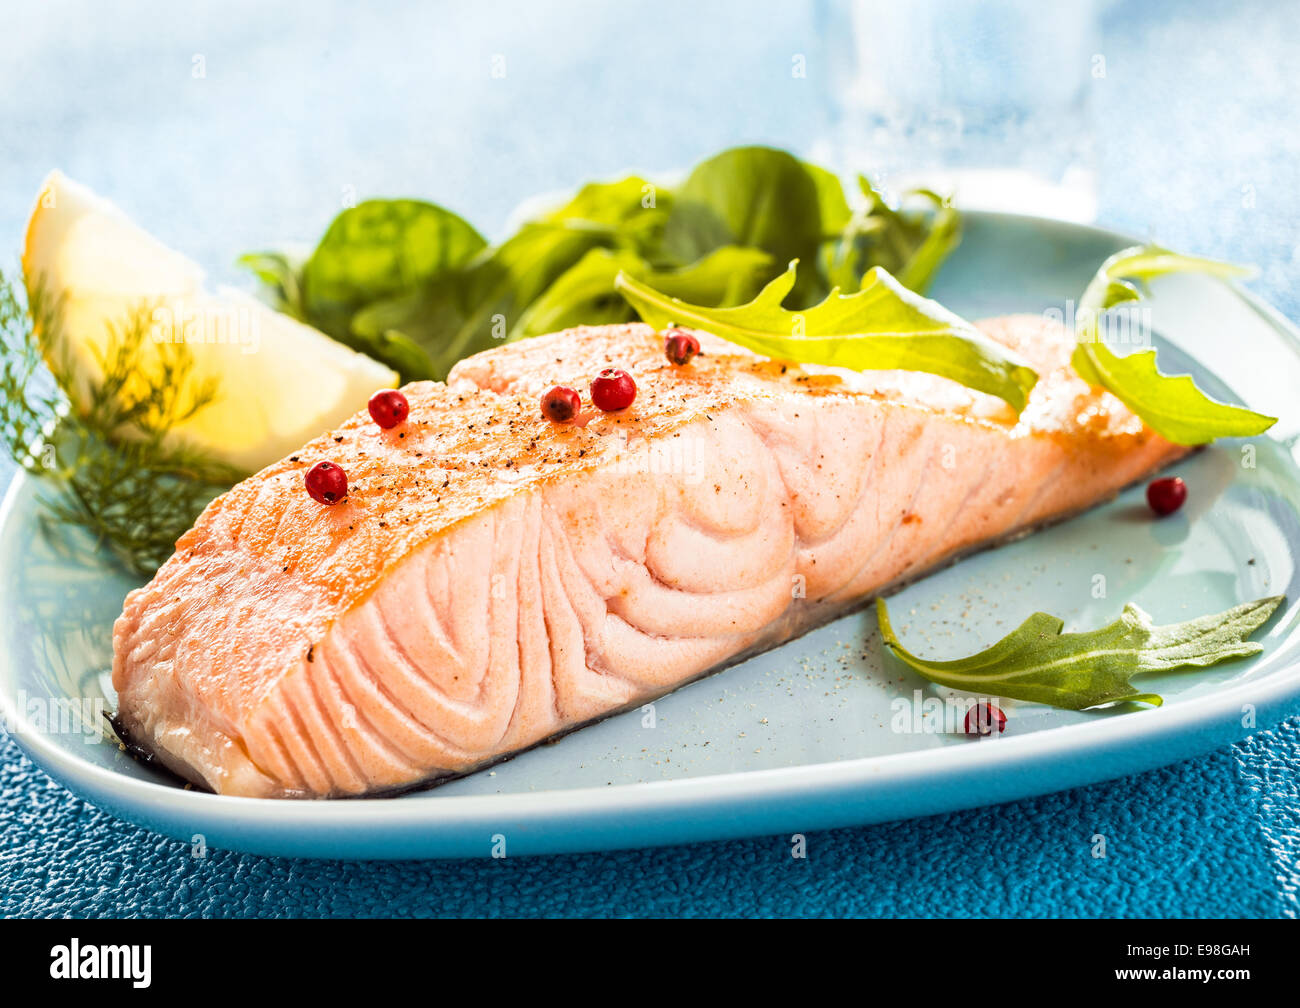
[801,159,854,235]
[511,245,773,340]
[240,147,966,383]
[615,260,1039,412]
[239,199,486,380]
[1071,245,1277,444]
[539,176,670,256]
[661,146,832,304]
[349,179,671,379]
[302,198,486,337]
[876,595,1283,710]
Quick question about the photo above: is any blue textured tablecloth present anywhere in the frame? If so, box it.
[2,0,1298,917]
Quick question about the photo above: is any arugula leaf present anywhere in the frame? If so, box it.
[876,595,1283,710]
[512,245,773,340]
[894,191,962,294]
[615,261,1039,412]
[1078,246,1251,314]
[235,250,305,319]
[1071,245,1277,444]
[1071,341,1277,444]
[826,178,961,295]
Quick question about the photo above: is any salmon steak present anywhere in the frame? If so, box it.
[111,317,1188,798]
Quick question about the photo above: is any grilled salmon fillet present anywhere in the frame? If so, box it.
[112,317,1188,798]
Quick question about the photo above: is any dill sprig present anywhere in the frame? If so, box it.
[0,270,237,576]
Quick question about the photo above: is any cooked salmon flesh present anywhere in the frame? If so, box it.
[111,318,1188,798]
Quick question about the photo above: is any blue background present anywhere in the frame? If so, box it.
[2,0,1298,917]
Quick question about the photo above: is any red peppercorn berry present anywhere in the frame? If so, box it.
[305,461,348,505]
[368,389,409,429]
[540,385,581,423]
[964,702,1007,737]
[664,328,701,366]
[590,368,637,412]
[1146,476,1187,517]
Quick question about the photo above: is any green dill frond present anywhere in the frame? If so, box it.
[0,269,237,576]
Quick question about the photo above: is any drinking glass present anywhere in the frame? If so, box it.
[818,0,1101,221]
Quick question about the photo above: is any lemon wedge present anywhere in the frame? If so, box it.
[22,171,398,473]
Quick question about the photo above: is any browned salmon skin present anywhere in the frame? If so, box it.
[111,319,1188,798]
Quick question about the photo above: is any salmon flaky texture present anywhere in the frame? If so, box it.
[111,318,1188,798]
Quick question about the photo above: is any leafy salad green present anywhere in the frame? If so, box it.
[244,143,1277,444]
[241,145,962,382]
[877,594,1283,711]
[1069,246,1277,444]
[615,237,1278,439]
[616,261,1038,411]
